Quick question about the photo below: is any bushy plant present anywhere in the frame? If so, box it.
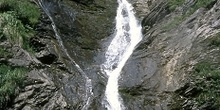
[1,12,26,45]
[0,65,28,109]
[194,62,220,105]
[0,0,40,26]
[191,0,216,11]
[208,33,220,47]
[0,0,39,51]
[0,47,12,58]
[0,0,39,108]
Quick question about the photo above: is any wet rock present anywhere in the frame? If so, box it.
[121,0,220,109]
[36,50,57,64]
[70,0,94,5]
[30,37,46,52]
[5,0,220,109]
[45,0,118,67]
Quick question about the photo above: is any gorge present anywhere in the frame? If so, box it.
[0,0,220,110]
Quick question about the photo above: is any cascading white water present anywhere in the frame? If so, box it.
[102,0,142,110]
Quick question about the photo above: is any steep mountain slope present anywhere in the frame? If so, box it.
[121,0,220,109]
[0,0,220,109]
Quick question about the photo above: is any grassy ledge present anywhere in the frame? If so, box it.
[0,0,40,109]
[0,65,29,109]
[190,32,220,108]
[165,0,216,30]
[193,61,220,106]
[0,0,40,26]
[0,0,40,51]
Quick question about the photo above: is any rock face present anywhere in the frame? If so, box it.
[9,0,118,109]
[5,0,220,110]
[41,0,117,67]
[120,0,220,109]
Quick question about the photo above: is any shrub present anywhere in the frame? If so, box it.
[0,0,40,26]
[194,61,220,105]
[0,65,28,109]
[0,47,12,58]
[208,33,220,47]
[191,0,216,11]
[0,0,39,52]
[1,12,26,45]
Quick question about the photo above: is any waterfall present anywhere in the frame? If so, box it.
[36,0,93,109]
[102,0,142,110]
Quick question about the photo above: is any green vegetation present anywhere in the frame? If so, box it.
[0,0,40,51]
[192,33,220,106]
[168,0,216,12]
[1,12,27,45]
[0,0,40,109]
[171,32,220,109]
[163,14,187,30]
[165,0,216,30]
[0,0,41,26]
[195,62,220,80]
[194,61,220,105]
[0,65,28,109]
[167,0,185,11]
[190,0,216,12]
[208,33,220,47]
[0,47,12,58]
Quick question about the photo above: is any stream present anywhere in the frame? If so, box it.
[102,0,142,109]
[36,0,142,109]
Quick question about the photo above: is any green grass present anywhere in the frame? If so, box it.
[163,15,186,30]
[1,12,26,45]
[0,47,12,58]
[194,62,220,78]
[208,33,220,47]
[191,32,220,108]
[191,0,216,11]
[165,0,216,30]
[0,0,39,108]
[0,0,41,26]
[0,65,28,109]
[0,0,40,52]
[168,0,216,12]
[194,61,220,106]
[168,0,185,11]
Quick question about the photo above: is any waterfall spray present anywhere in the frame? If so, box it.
[102,0,142,109]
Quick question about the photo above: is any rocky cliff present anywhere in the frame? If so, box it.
[1,0,220,110]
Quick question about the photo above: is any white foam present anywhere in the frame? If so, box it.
[103,0,142,109]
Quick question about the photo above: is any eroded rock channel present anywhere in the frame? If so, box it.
[1,0,220,110]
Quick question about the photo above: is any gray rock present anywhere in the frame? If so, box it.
[120,0,220,109]
[36,50,57,64]
[7,0,220,109]
[11,69,69,110]
[8,47,40,66]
